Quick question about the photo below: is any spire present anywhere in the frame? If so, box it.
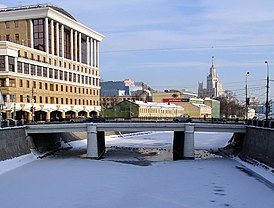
[212,56,214,67]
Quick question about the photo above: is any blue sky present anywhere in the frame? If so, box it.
[1,0,274,102]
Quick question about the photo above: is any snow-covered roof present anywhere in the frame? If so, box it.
[192,103,212,109]
[133,100,183,109]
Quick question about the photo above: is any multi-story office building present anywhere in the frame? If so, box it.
[0,4,104,122]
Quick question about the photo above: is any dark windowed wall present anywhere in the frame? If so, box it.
[64,29,71,59]
[59,27,62,57]
[8,57,15,72]
[48,23,51,54]
[0,56,5,71]
[81,37,87,64]
[33,19,45,51]
[54,22,57,55]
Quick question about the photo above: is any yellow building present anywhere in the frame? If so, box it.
[152,92,212,118]
[0,5,104,122]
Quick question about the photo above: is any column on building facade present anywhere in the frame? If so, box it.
[46,110,50,122]
[74,31,78,62]
[14,58,17,73]
[56,22,60,57]
[29,19,34,48]
[61,25,64,59]
[89,37,93,67]
[5,56,8,71]
[45,18,49,54]
[70,29,74,61]
[93,39,96,67]
[96,41,99,68]
[61,111,65,120]
[46,67,49,79]
[78,33,82,63]
[50,20,55,55]
[86,36,90,66]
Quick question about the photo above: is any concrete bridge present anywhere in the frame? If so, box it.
[26,122,246,160]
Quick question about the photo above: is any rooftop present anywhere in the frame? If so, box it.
[0,4,76,21]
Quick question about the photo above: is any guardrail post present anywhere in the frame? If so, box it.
[86,124,101,159]
[184,124,195,159]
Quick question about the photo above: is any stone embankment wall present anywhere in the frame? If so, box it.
[240,127,274,168]
[0,128,119,161]
[0,127,30,161]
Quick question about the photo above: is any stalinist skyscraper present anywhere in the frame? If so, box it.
[198,56,223,98]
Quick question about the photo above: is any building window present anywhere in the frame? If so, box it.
[64,72,67,81]
[59,70,63,80]
[39,82,42,89]
[0,56,5,71]
[37,66,42,76]
[54,69,58,79]
[15,34,19,43]
[15,20,19,28]
[50,84,54,91]
[33,81,36,89]
[45,83,48,90]
[17,62,22,73]
[43,67,47,77]
[24,63,29,74]
[24,52,28,58]
[26,80,30,88]
[49,68,53,78]
[19,79,23,87]
[56,84,58,91]
[40,96,43,103]
[6,34,10,41]
[5,21,10,29]
[33,19,45,51]
[31,65,35,75]
[8,57,15,72]
[64,29,71,59]
[20,95,23,102]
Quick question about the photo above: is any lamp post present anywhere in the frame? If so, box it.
[245,72,250,121]
[265,61,270,121]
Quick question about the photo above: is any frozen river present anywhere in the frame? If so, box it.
[0,131,273,208]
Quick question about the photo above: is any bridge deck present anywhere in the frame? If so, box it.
[26,122,246,134]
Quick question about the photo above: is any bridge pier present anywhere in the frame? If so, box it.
[184,124,195,159]
[173,124,195,160]
[86,124,105,159]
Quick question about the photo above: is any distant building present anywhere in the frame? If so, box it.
[204,98,220,119]
[100,79,152,110]
[198,57,223,98]
[152,91,216,118]
[101,79,146,96]
[103,100,184,119]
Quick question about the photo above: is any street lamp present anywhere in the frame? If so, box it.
[245,72,250,120]
[265,61,270,121]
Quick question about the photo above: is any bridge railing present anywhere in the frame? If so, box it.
[246,119,274,128]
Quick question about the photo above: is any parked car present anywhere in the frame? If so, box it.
[173,114,192,122]
[86,116,106,123]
